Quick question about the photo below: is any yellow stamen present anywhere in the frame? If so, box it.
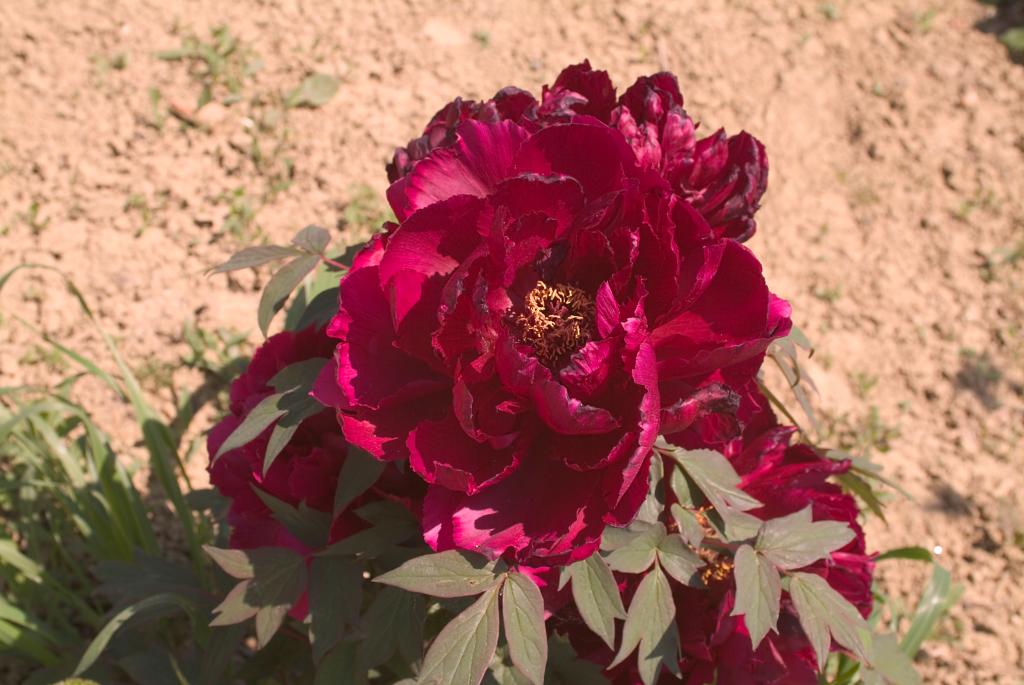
[515,281,595,365]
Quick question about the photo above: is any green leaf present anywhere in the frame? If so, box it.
[418,583,502,685]
[487,661,533,685]
[609,564,675,685]
[286,73,341,108]
[502,573,548,685]
[604,522,664,574]
[714,506,764,543]
[258,254,320,336]
[730,544,781,649]
[756,506,855,570]
[568,554,626,649]
[72,593,188,676]
[334,446,386,516]
[227,548,306,649]
[633,454,665,524]
[296,286,343,330]
[315,641,360,685]
[252,487,331,549]
[836,472,887,521]
[900,562,962,657]
[268,357,330,393]
[309,556,362,663]
[374,550,504,598]
[317,517,418,558]
[210,579,260,626]
[788,571,871,670]
[203,545,254,579]
[656,534,702,587]
[875,546,933,563]
[213,392,287,460]
[207,244,301,274]
[640,621,680,685]
[0,539,44,582]
[861,633,921,685]
[663,444,761,513]
[670,504,706,547]
[262,394,322,474]
[291,224,332,253]
[357,586,425,669]
[546,634,611,685]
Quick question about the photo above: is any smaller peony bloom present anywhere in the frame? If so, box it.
[207,326,422,615]
[553,403,873,684]
[386,60,768,241]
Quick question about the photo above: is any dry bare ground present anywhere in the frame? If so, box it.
[1,1,1022,683]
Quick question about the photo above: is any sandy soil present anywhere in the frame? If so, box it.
[1,1,1022,682]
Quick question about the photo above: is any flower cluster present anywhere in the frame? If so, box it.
[207,62,878,685]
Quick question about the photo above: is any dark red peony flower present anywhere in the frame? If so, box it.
[326,105,788,565]
[554,401,874,684]
[387,60,768,241]
[207,326,420,556]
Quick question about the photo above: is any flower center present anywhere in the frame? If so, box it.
[515,281,595,366]
[698,548,735,585]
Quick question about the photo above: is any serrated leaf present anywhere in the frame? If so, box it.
[334,446,386,516]
[213,392,287,460]
[374,550,503,598]
[210,579,260,626]
[656,534,702,587]
[357,586,426,669]
[256,604,292,649]
[418,583,502,685]
[861,633,921,685]
[639,620,679,685]
[568,554,626,649]
[252,487,331,549]
[208,547,306,635]
[604,522,665,574]
[287,73,341,108]
[731,544,781,649]
[248,548,308,648]
[756,506,854,570]
[258,254,320,336]
[609,564,675,680]
[502,573,547,685]
[663,444,761,513]
[208,244,301,274]
[788,572,872,667]
[309,556,362,663]
[203,545,254,579]
[291,224,332,253]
